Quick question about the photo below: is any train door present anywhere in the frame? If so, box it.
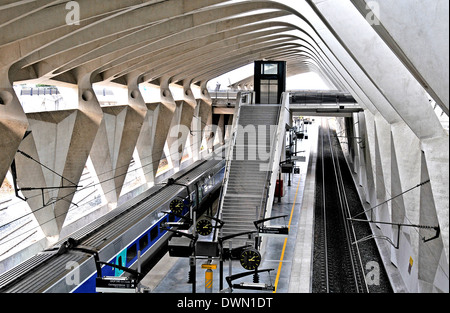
[115,250,127,276]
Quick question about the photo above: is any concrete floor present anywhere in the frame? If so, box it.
[141,123,318,294]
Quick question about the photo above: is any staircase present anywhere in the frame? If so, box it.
[219,105,281,247]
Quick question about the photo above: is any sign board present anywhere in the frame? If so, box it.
[96,277,137,293]
[408,257,414,275]
[258,226,289,238]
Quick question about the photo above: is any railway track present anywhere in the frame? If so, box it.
[313,119,368,293]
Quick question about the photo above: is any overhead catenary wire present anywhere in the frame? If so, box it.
[0,147,222,250]
[16,150,78,187]
[1,120,215,211]
[350,179,431,220]
[0,138,224,247]
[3,117,213,208]
[0,136,208,230]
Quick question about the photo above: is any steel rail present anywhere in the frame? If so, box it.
[322,121,330,293]
[325,119,367,293]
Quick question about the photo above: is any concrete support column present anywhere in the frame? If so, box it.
[15,110,78,241]
[355,112,368,195]
[421,137,450,264]
[167,80,196,171]
[14,125,58,239]
[390,121,422,288]
[89,77,147,206]
[150,77,176,178]
[0,68,28,185]
[120,77,148,188]
[200,83,213,155]
[89,106,125,206]
[373,114,393,249]
[362,111,378,217]
[135,102,157,187]
[51,72,103,234]
[14,72,103,240]
[418,152,448,292]
[192,84,213,161]
[216,115,226,146]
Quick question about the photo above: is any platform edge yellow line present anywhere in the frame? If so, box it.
[273,176,302,293]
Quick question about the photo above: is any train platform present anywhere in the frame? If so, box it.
[140,123,319,294]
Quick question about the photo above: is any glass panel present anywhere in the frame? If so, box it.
[126,244,137,264]
[261,82,270,104]
[263,63,278,75]
[139,234,149,251]
[269,80,278,104]
[150,226,158,241]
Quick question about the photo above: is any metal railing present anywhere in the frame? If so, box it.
[261,92,291,223]
[256,104,283,223]
[290,91,356,105]
[214,91,253,241]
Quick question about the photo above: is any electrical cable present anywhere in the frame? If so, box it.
[0,134,218,233]
[0,139,225,247]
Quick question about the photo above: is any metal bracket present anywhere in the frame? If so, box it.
[162,211,192,229]
[225,269,275,292]
[160,226,197,242]
[11,146,81,206]
[348,218,441,249]
[337,135,365,148]
[205,215,225,229]
[254,215,288,228]
[254,215,289,237]
[423,226,441,243]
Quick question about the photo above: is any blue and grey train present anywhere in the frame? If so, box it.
[0,158,225,293]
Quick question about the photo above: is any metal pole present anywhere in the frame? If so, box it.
[190,256,196,294]
[228,241,232,279]
[137,250,141,293]
[219,259,224,291]
[278,171,282,203]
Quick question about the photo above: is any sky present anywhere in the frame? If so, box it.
[207,63,330,91]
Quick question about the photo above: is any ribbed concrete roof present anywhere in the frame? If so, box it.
[1,1,335,89]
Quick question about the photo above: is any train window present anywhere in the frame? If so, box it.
[139,234,149,251]
[150,226,158,241]
[126,244,137,264]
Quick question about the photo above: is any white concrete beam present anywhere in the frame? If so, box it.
[308,0,446,140]
[14,128,59,240]
[350,0,449,115]
[48,72,103,233]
